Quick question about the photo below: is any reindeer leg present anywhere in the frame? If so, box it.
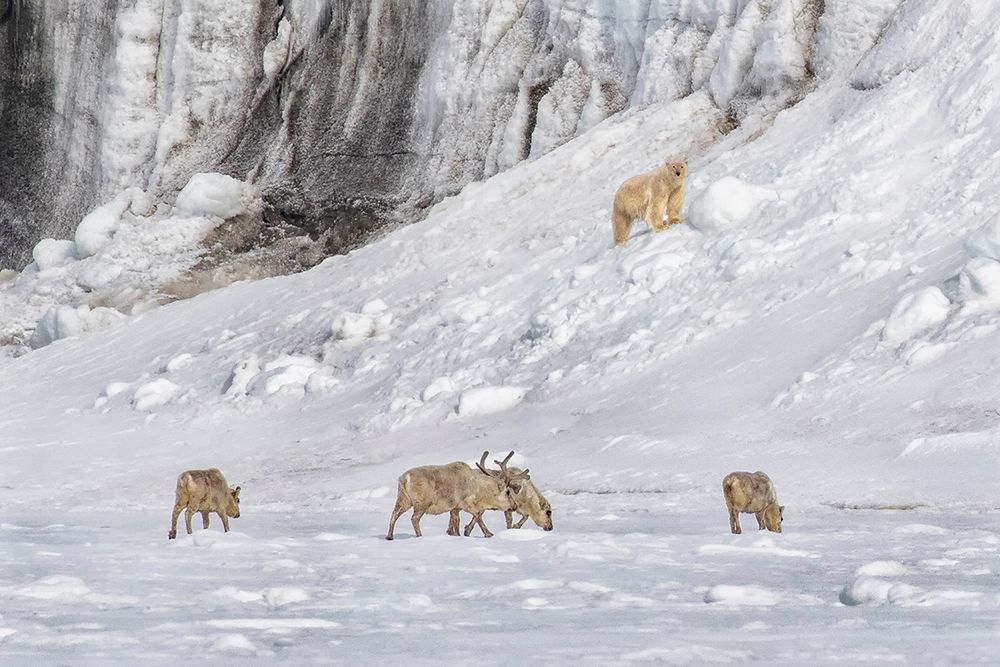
[184,508,195,535]
[201,510,210,529]
[463,513,478,537]
[504,510,514,529]
[755,511,766,530]
[168,503,183,539]
[386,492,411,540]
[729,507,741,534]
[475,514,494,538]
[514,514,529,529]
[410,508,426,538]
[447,510,461,536]
[218,511,230,533]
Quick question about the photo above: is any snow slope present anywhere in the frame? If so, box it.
[2,0,1000,662]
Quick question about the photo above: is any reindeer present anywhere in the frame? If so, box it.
[722,471,783,534]
[386,451,528,540]
[168,468,241,539]
[453,460,553,534]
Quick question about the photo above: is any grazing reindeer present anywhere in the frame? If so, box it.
[168,468,241,539]
[454,461,553,534]
[386,451,529,540]
[722,471,783,534]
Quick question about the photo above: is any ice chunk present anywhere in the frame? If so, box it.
[30,305,126,348]
[881,286,950,344]
[32,239,77,271]
[174,173,247,220]
[965,217,1000,260]
[959,257,1000,303]
[75,195,130,258]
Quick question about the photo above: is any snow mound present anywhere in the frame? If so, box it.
[688,177,779,232]
[838,576,918,606]
[174,173,248,220]
[457,386,529,417]
[132,378,182,411]
[6,575,136,606]
[881,286,950,345]
[75,194,130,258]
[210,633,257,654]
[704,584,781,606]
[30,305,126,349]
[32,239,77,271]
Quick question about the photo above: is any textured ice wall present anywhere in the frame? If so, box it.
[0,0,901,268]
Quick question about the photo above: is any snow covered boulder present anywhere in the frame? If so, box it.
[457,386,529,417]
[959,257,1000,304]
[687,177,779,232]
[839,576,922,606]
[75,195,130,258]
[132,378,182,411]
[249,355,320,397]
[30,305,126,349]
[881,286,950,345]
[31,239,77,271]
[174,173,248,220]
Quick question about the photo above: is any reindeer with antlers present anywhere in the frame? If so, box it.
[450,452,553,535]
[385,450,530,540]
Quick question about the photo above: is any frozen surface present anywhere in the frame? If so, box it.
[3,0,1000,663]
[0,507,997,663]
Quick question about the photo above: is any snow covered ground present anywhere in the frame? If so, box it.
[3,0,1000,663]
[3,506,998,664]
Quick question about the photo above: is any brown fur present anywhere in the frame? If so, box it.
[454,467,553,533]
[385,452,526,540]
[612,160,687,245]
[722,471,783,534]
[168,468,241,540]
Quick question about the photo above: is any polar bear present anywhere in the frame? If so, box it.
[611,160,687,246]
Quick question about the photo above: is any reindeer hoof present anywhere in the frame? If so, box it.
[168,531,176,540]
[385,535,393,541]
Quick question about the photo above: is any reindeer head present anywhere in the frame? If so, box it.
[762,502,783,532]
[227,485,242,519]
[477,450,529,511]
[526,495,553,531]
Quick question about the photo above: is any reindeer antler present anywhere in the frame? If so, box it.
[493,451,514,471]
[494,451,530,480]
[476,450,491,475]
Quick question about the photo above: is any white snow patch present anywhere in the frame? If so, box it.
[704,585,781,606]
[457,386,528,417]
[209,634,257,653]
[856,561,910,577]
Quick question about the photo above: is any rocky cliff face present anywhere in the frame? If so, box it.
[0,0,886,269]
